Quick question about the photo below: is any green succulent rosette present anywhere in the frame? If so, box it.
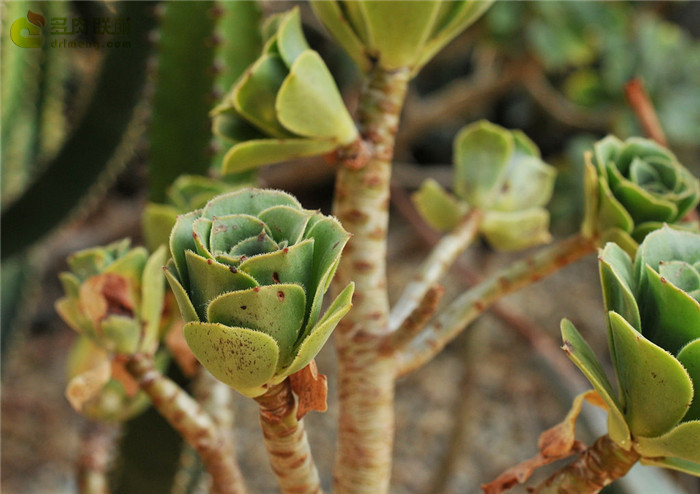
[562,227,700,476]
[311,0,493,75]
[166,188,354,397]
[211,7,358,175]
[412,120,557,251]
[56,240,168,419]
[581,136,700,254]
[142,174,251,252]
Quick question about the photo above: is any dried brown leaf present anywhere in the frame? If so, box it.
[289,360,328,420]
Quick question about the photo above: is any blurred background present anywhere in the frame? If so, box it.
[2,1,700,493]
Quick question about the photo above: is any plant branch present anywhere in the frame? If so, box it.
[389,209,482,332]
[624,78,667,146]
[77,421,118,494]
[382,284,445,354]
[530,435,639,494]
[254,380,323,494]
[397,234,596,376]
[125,353,246,494]
[332,65,411,494]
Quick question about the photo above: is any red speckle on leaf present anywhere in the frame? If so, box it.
[254,287,261,293]
[277,291,285,301]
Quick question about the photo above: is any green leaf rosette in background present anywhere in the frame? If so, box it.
[142,174,252,253]
[166,188,354,397]
[55,240,168,420]
[562,227,700,476]
[211,8,358,174]
[581,136,699,254]
[412,120,557,251]
[311,0,493,75]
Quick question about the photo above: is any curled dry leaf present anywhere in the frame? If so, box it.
[289,359,328,420]
[481,390,602,494]
[65,358,112,413]
[79,273,134,328]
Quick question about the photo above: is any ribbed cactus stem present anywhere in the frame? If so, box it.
[254,380,323,494]
[125,354,246,494]
[532,435,640,494]
[332,66,410,494]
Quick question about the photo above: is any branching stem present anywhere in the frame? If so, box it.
[254,380,323,494]
[531,435,640,494]
[125,354,246,494]
[397,234,596,376]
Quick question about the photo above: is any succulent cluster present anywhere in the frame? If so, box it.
[55,240,168,420]
[413,120,557,251]
[166,188,354,397]
[582,136,700,254]
[563,227,700,475]
[211,8,357,174]
[311,0,493,75]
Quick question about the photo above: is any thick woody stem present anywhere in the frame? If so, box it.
[77,421,118,494]
[532,435,640,494]
[397,234,596,376]
[254,380,323,494]
[332,66,410,494]
[125,354,246,494]
[389,209,482,332]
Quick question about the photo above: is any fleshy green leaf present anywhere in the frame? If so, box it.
[140,246,167,353]
[164,261,199,323]
[581,154,600,239]
[185,251,258,319]
[640,456,700,477]
[490,157,556,212]
[309,1,371,72]
[635,421,700,464]
[222,138,337,174]
[203,188,301,219]
[238,238,314,289]
[598,242,641,331]
[285,282,354,376]
[276,7,310,67]
[411,178,468,232]
[59,272,82,299]
[142,203,179,253]
[258,205,314,245]
[208,284,306,369]
[597,177,635,233]
[453,120,513,208]
[560,319,631,448]
[102,315,142,355]
[608,311,693,438]
[208,214,267,255]
[302,217,351,332]
[480,208,552,252]
[677,338,700,421]
[233,54,290,138]
[169,210,201,289]
[276,50,358,144]
[183,322,279,397]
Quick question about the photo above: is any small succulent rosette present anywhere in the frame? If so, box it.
[581,135,700,254]
[55,240,168,420]
[142,174,250,252]
[211,7,358,175]
[311,0,493,75]
[412,120,557,251]
[166,188,354,397]
[562,227,700,475]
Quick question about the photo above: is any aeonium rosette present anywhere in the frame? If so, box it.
[55,239,169,420]
[562,227,700,475]
[582,135,700,254]
[166,188,354,397]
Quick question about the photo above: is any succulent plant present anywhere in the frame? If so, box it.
[562,227,700,476]
[165,188,354,397]
[311,0,493,75]
[412,120,557,251]
[211,8,358,175]
[581,135,700,254]
[55,240,168,418]
[142,174,251,252]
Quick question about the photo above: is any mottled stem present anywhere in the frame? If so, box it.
[77,421,118,494]
[332,66,410,494]
[389,209,482,332]
[125,354,245,494]
[254,380,323,494]
[532,435,640,493]
[397,234,596,376]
